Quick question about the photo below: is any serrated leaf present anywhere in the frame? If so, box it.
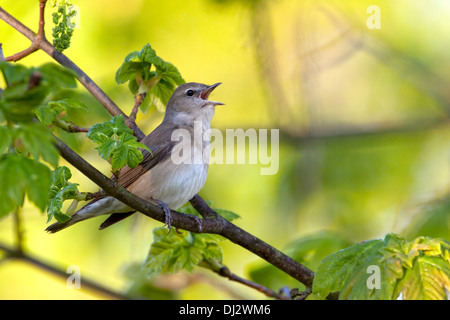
[0,155,51,217]
[46,167,79,223]
[145,78,175,112]
[35,104,63,126]
[88,116,148,171]
[115,44,184,113]
[87,115,132,143]
[145,227,223,276]
[394,256,450,300]
[313,233,450,300]
[110,142,129,171]
[50,166,72,189]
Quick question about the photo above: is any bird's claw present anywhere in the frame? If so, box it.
[156,200,173,232]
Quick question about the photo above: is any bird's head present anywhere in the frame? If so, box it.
[164,82,224,125]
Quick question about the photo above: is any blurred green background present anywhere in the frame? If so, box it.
[0,0,449,299]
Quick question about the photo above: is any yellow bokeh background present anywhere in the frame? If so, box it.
[0,0,449,299]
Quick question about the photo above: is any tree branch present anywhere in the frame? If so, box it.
[212,265,290,300]
[126,92,146,129]
[54,136,315,289]
[0,242,129,299]
[55,119,90,133]
[1,2,315,293]
[3,0,46,62]
[0,5,145,140]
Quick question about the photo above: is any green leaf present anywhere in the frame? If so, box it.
[36,98,87,126]
[0,125,13,154]
[21,157,52,212]
[249,231,350,292]
[115,44,184,112]
[0,155,51,217]
[394,256,450,300]
[214,208,240,222]
[50,166,72,191]
[48,98,87,111]
[87,115,149,171]
[14,123,59,167]
[313,233,450,300]
[145,78,175,113]
[87,115,131,143]
[46,166,79,223]
[35,104,63,126]
[0,62,31,86]
[1,82,49,122]
[47,183,78,223]
[145,227,223,276]
[38,63,77,88]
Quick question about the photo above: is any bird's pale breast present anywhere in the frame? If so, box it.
[128,139,210,210]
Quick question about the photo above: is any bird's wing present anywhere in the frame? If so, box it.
[100,122,182,229]
[116,122,180,188]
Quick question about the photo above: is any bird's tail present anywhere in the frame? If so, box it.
[45,197,107,233]
[45,214,88,233]
[45,196,132,233]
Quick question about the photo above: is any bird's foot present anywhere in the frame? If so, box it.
[153,199,173,232]
[174,214,203,234]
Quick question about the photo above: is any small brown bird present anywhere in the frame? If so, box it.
[46,82,223,233]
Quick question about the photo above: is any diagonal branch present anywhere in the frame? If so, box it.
[0,4,145,140]
[210,264,290,300]
[1,2,315,292]
[54,136,315,289]
[3,0,46,62]
[0,242,129,299]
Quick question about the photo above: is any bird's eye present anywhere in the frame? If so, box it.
[186,89,194,97]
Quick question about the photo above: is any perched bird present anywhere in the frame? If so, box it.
[46,82,224,233]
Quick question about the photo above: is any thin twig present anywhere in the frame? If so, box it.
[0,42,4,61]
[4,0,46,62]
[5,45,38,62]
[215,265,290,300]
[13,207,24,255]
[0,242,129,299]
[126,92,146,129]
[0,5,145,140]
[55,119,90,133]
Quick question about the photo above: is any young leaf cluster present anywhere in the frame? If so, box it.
[47,166,80,223]
[115,44,185,113]
[313,233,450,300]
[87,115,150,174]
[145,204,240,276]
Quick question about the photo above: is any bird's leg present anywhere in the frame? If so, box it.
[150,197,173,232]
[174,214,203,234]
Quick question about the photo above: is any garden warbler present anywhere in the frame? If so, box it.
[46,82,223,233]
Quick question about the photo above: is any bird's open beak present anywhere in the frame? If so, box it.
[201,82,224,106]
